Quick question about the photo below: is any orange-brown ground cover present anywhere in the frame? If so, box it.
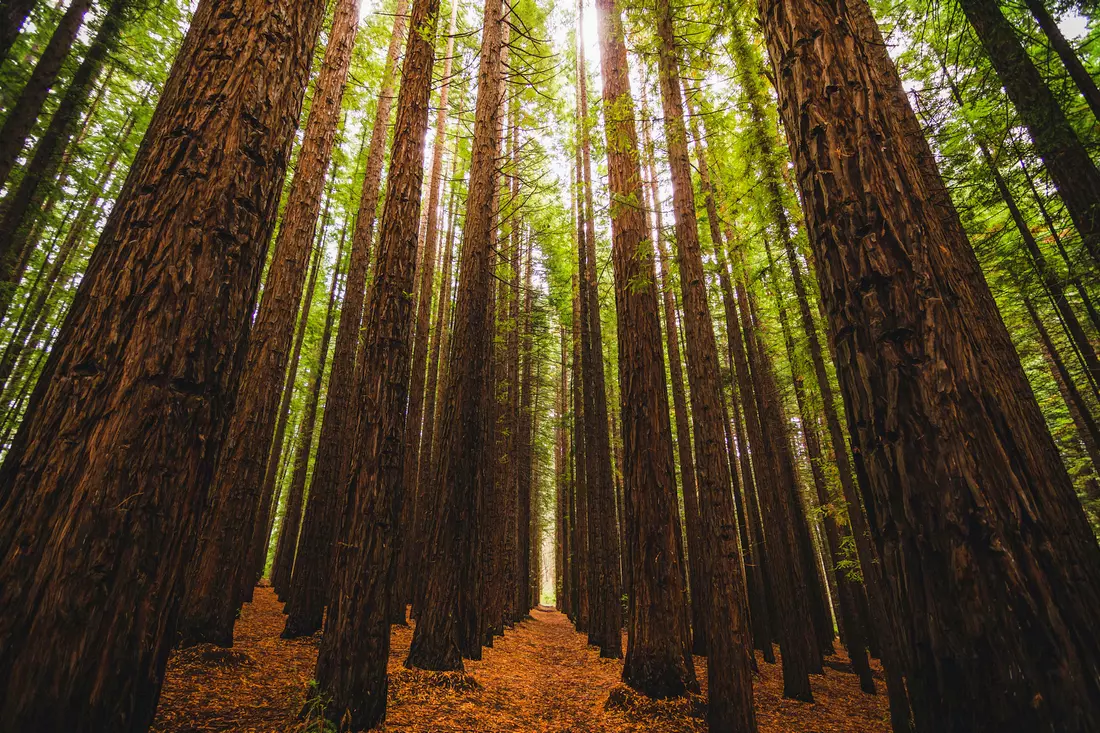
[152,587,891,732]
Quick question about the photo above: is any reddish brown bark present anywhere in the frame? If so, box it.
[180,0,359,646]
[281,0,410,639]
[396,0,462,617]
[406,0,505,670]
[577,1,623,658]
[759,0,1100,727]
[313,0,439,719]
[648,0,754,720]
[0,0,92,191]
[0,0,325,725]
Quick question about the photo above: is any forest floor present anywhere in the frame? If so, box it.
[152,586,891,732]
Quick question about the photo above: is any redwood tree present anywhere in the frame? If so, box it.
[0,0,325,726]
[757,0,1100,728]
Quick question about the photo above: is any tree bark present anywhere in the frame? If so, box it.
[0,0,130,323]
[758,0,1100,727]
[0,0,325,726]
[0,0,38,61]
[396,0,461,619]
[314,0,439,719]
[406,0,504,671]
[0,0,92,191]
[270,229,333,597]
[1023,0,1100,123]
[179,0,359,646]
[957,0,1100,267]
[577,0,623,658]
[281,0,409,639]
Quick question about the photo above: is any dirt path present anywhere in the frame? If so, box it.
[153,587,890,732]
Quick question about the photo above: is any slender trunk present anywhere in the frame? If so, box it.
[1024,0,1100,123]
[641,115,706,657]
[577,1,623,658]
[413,146,463,610]
[0,0,325,725]
[396,0,461,619]
[759,0,1100,727]
[0,0,130,323]
[315,0,439,717]
[570,272,590,631]
[957,0,1100,266]
[180,0,360,646]
[406,0,505,670]
[0,0,92,190]
[0,0,38,61]
[1024,292,1100,478]
[281,0,410,639]
[269,232,329,597]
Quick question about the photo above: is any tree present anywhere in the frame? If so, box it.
[0,0,326,726]
[281,0,410,639]
[406,0,505,670]
[757,0,1100,727]
[314,0,441,718]
[179,0,360,646]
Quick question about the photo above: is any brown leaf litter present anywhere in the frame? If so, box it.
[152,587,891,732]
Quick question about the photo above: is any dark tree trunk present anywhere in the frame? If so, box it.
[270,229,337,597]
[314,0,439,719]
[956,0,1100,266]
[0,0,325,726]
[577,1,623,658]
[736,268,820,699]
[594,0,697,698]
[641,116,706,658]
[758,0,1100,728]
[0,0,92,191]
[1024,0,1100,123]
[395,0,461,620]
[179,0,359,646]
[406,0,504,671]
[281,0,409,639]
[649,0,756,721]
[570,271,591,631]
[0,0,38,61]
[0,0,130,323]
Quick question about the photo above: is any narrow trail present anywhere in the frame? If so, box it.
[153,587,890,732]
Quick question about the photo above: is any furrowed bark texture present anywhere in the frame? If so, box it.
[282,0,409,639]
[180,0,360,646]
[0,0,325,727]
[406,0,504,670]
[315,0,439,720]
[758,0,1100,728]
[649,0,754,721]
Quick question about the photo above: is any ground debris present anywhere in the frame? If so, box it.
[153,588,891,732]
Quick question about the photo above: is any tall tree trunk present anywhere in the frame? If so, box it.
[0,0,131,322]
[577,1,623,658]
[280,0,409,639]
[180,0,359,646]
[956,0,1100,266]
[640,115,706,658]
[517,234,535,616]
[758,0,1100,728]
[314,0,439,718]
[0,0,325,726]
[269,230,331,597]
[570,271,590,631]
[396,0,461,619]
[406,0,505,671]
[0,0,92,191]
[648,0,756,721]
[413,145,463,610]
[1023,0,1100,123]
[0,0,38,61]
